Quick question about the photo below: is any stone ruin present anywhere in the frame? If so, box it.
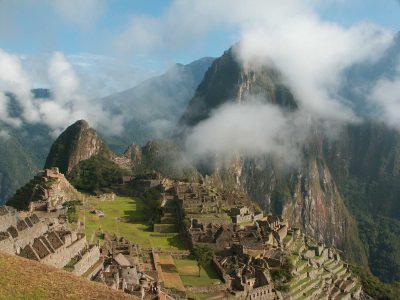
[97,235,157,298]
[213,252,276,300]
[0,205,102,278]
[8,167,83,212]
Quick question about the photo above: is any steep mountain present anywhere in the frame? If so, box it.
[176,48,296,138]
[0,90,54,203]
[43,120,199,194]
[177,40,400,283]
[178,46,365,264]
[324,121,400,282]
[101,57,214,152]
[0,130,37,202]
[44,120,113,175]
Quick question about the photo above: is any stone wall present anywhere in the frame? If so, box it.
[14,222,48,250]
[0,211,48,255]
[234,214,253,224]
[212,256,232,287]
[244,285,275,300]
[0,208,17,232]
[185,284,227,293]
[72,246,101,276]
[41,235,87,268]
[195,218,232,226]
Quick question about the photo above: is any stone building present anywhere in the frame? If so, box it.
[0,205,101,278]
[213,253,277,300]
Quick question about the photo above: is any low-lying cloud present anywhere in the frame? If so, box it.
[0,49,124,137]
[369,61,400,129]
[168,0,395,164]
[185,99,310,166]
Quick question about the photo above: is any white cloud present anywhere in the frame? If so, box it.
[0,49,124,137]
[369,62,400,129]
[38,52,124,136]
[0,129,10,140]
[236,17,393,123]
[0,93,22,127]
[185,98,312,166]
[0,49,39,124]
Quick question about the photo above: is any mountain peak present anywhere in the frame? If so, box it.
[44,120,111,175]
[73,119,90,129]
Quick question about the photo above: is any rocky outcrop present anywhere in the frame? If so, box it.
[45,120,112,175]
[7,168,82,210]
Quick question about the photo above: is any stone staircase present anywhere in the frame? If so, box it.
[286,237,362,300]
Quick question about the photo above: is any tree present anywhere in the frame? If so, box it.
[192,245,214,277]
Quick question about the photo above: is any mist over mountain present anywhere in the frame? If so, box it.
[175,37,400,283]
[100,57,214,152]
[0,58,213,204]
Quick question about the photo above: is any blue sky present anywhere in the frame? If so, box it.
[0,0,399,94]
[1,1,399,61]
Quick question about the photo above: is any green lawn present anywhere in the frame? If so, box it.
[174,258,221,287]
[78,195,184,250]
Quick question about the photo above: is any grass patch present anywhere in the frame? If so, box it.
[156,255,186,292]
[77,195,184,250]
[174,259,221,287]
[0,251,134,300]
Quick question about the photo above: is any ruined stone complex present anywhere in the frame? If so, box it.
[1,169,365,300]
[8,167,82,211]
[0,204,101,277]
[154,178,364,300]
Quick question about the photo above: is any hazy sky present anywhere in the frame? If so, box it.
[0,0,399,92]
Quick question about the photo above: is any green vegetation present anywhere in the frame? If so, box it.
[191,245,214,277]
[271,257,293,291]
[77,195,184,250]
[351,265,400,300]
[62,200,81,223]
[339,177,400,284]
[69,156,130,194]
[141,186,162,227]
[174,258,220,287]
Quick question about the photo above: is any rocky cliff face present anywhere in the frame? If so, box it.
[178,46,366,264]
[44,120,112,175]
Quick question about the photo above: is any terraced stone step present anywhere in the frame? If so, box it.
[329,263,343,274]
[297,283,324,300]
[334,267,348,278]
[329,286,341,298]
[323,259,339,269]
[290,277,310,291]
[334,292,351,300]
[291,278,321,299]
[295,259,308,272]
